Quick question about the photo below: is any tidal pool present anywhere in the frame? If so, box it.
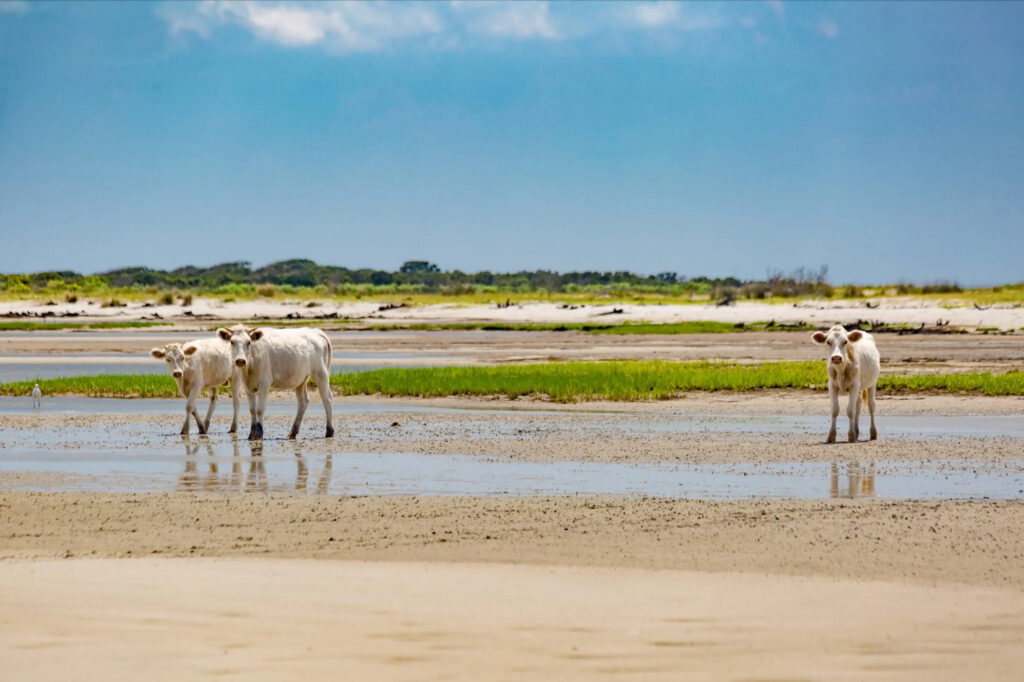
[0,433,1020,499]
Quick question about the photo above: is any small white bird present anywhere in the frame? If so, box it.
[32,383,41,408]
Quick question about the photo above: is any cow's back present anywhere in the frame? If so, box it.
[255,328,331,389]
[186,337,234,388]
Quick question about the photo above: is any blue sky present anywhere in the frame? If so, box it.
[1,1,1022,285]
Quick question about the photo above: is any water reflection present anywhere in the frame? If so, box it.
[177,437,333,494]
[830,461,876,499]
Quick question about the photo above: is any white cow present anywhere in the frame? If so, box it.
[811,324,880,443]
[151,339,240,435]
[219,325,334,440]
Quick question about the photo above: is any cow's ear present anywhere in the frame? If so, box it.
[811,331,827,344]
[217,327,232,341]
[250,328,264,341]
[150,348,166,359]
[848,330,863,343]
[183,345,198,356]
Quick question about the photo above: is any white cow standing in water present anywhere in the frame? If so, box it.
[150,339,240,435]
[811,324,880,443]
[219,325,334,440]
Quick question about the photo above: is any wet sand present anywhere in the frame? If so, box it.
[3,492,1023,587]
[3,328,1024,374]
[3,557,1023,682]
[2,393,1022,466]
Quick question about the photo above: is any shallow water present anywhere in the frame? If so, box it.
[2,397,1022,499]
[0,437,1019,499]
[0,413,1021,498]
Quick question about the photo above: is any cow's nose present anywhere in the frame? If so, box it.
[235,359,247,367]
[830,355,843,364]
[172,371,183,378]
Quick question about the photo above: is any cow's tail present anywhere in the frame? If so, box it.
[322,330,332,378]
[861,389,869,405]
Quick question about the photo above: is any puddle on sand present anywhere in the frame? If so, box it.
[0,432,1020,499]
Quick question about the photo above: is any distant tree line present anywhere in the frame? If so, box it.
[0,260,961,298]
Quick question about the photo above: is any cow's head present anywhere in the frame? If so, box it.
[811,324,863,367]
[217,326,264,369]
[150,343,197,386]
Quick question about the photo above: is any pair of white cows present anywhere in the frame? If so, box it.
[150,325,333,440]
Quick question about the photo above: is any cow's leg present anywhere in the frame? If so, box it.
[288,383,309,440]
[313,368,334,438]
[188,387,207,435]
[248,384,269,440]
[229,380,239,434]
[827,383,839,443]
[868,385,878,440]
[246,388,260,440]
[847,381,859,443]
[203,387,218,433]
[181,405,191,435]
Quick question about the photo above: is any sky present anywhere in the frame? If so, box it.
[1,0,1022,285]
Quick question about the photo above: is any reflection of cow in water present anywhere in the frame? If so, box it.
[830,461,876,499]
[177,437,332,494]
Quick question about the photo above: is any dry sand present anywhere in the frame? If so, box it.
[4,296,1024,330]
[3,557,1023,682]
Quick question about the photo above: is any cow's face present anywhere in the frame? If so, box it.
[811,325,863,367]
[150,343,196,386]
[219,326,263,369]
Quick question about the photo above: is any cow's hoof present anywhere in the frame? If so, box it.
[248,426,263,440]
[180,428,189,436]
[325,426,335,438]
[287,430,298,440]
[826,432,836,444]
[229,425,237,434]
[848,434,857,443]
[870,429,878,441]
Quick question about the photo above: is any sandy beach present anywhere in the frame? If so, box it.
[2,325,1023,680]
[3,557,1023,682]
[3,296,1024,331]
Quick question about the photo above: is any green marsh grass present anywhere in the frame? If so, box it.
[0,374,178,398]
[4,362,1022,401]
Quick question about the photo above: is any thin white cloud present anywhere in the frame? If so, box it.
[766,0,785,20]
[453,1,560,40]
[159,1,746,53]
[817,18,838,39]
[627,2,722,32]
[0,0,28,15]
[633,2,679,28]
[163,1,443,52]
